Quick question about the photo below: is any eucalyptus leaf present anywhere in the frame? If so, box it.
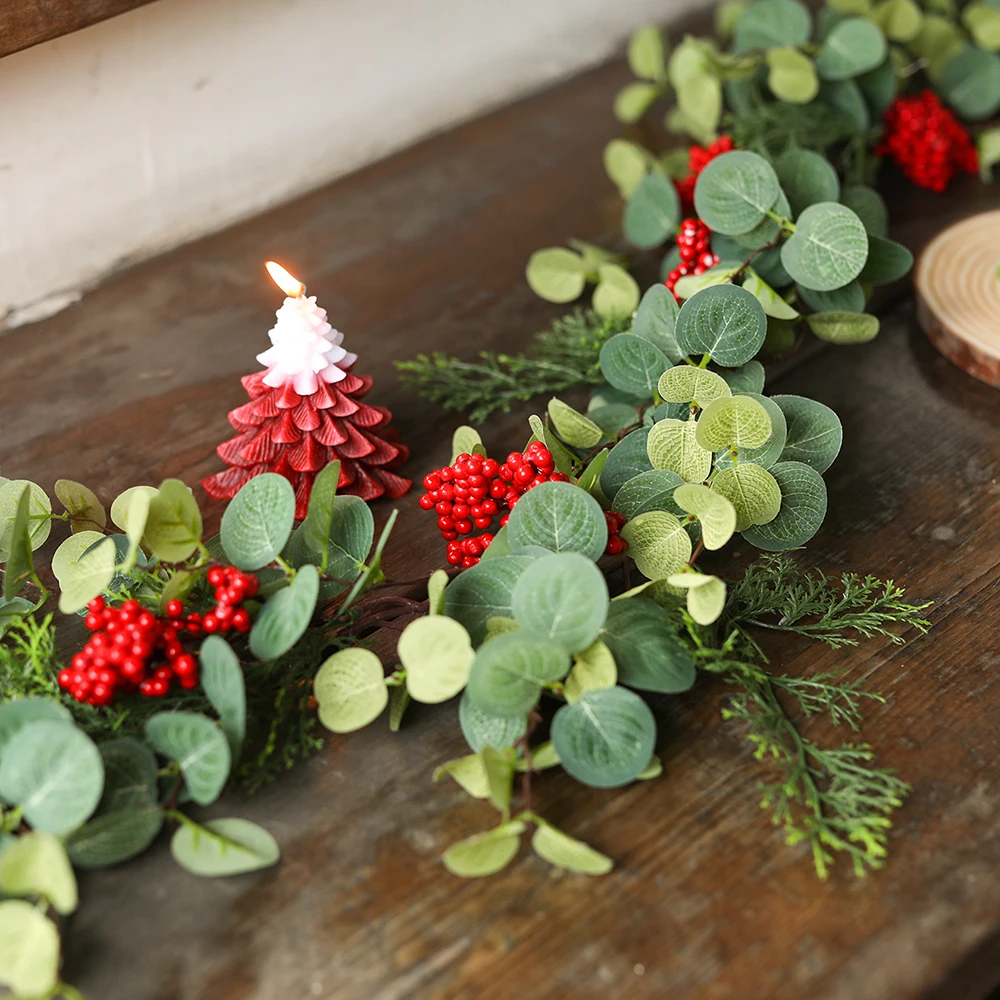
[525,247,588,302]
[551,686,657,788]
[614,81,661,124]
[171,817,280,877]
[199,636,247,757]
[0,720,104,834]
[775,148,840,217]
[592,263,640,319]
[657,367,731,408]
[815,17,888,80]
[798,280,866,313]
[695,394,772,451]
[742,271,800,321]
[2,488,34,600]
[547,398,603,449]
[511,552,609,655]
[599,333,668,397]
[742,460,828,550]
[773,394,843,472]
[564,640,618,702]
[720,360,766,394]
[466,631,570,716]
[145,712,231,806]
[632,283,684,361]
[459,691,527,752]
[780,202,868,292]
[249,564,319,660]
[624,172,681,248]
[400,616,475,704]
[0,900,60,998]
[0,698,71,759]
[647,418,713,483]
[694,150,781,236]
[766,47,819,103]
[443,821,525,877]
[733,0,812,53]
[713,392,787,470]
[288,460,341,567]
[65,808,164,869]
[807,311,880,344]
[531,821,614,875]
[0,480,51,559]
[443,555,535,645]
[667,572,728,625]
[0,833,77,913]
[604,139,651,199]
[619,510,693,580]
[612,469,686,519]
[600,428,653,498]
[506,482,607,562]
[938,44,1000,119]
[675,284,768,366]
[314,648,388,733]
[54,479,107,532]
[840,185,888,238]
[857,234,913,285]
[673,483,737,550]
[712,464,782,532]
[220,473,296,571]
[873,0,923,42]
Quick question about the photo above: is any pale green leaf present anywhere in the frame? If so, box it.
[657,366,732,407]
[646,418,713,483]
[619,509,692,579]
[673,483,737,550]
[170,817,280,877]
[400,616,475,704]
[314,648,388,733]
[766,47,819,103]
[564,640,618,702]
[54,479,107,532]
[145,712,230,806]
[742,460,828,550]
[443,821,525,877]
[628,25,667,80]
[145,478,203,563]
[249,564,319,660]
[547,398,604,449]
[806,311,879,344]
[220,473,296,571]
[0,900,60,998]
[695,395,772,451]
[433,753,490,799]
[532,821,614,875]
[712,464,782,531]
[592,263,640,319]
[603,139,652,199]
[0,833,77,913]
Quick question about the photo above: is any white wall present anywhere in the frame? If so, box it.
[0,0,689,328]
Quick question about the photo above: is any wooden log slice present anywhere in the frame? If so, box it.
[916,209,1000,388]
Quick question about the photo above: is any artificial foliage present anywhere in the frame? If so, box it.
[1,0,980,993]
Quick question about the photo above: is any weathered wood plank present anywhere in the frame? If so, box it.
[0,0,156,59]
[2,48,1000,1000]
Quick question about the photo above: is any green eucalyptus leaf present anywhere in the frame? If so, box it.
[3,488,34,600]
[694,150,781,236]
[856,58,896,114]
[696,395,772,451]
[0,480,51,560]
[287,460,341,566]
[576,449,610,497]
[614,81,661,124]
[632,283,684,361]
[249,564,319,660]
[819,78,871,130]
[481,745,515,811]
[667,572,728,625]
[712,464,782,531]
[873,0,923,42]
[525,247,588,302]
[564,640,618,702]
[65,808,164,869]
[599,333,667,397]
[840,185,888,238]
[220,473,295,571]
[675,284,768,366]
[427,568,448,616]
[677,73,723,138]
[798,280,866,313]
[623,172,681,249]
[741,460,828,550]
[938,44,1000,119]
[0,899,60,998]
[551,686,657,787]
[612,469,686,518]
[170,817,280,877]
[54,479,107,532]
[592,263,640,319]
[815,17,888,80]
[646,418,713,483]
[443,555,534,645]
[0,832,77,913]
[547,398,604,449]
[857,234,913,285]
[600,428,653,497]
[807,311,880,344]
[144,479,203,563]
[657,366,731,408]
[775,148,840,217]
[466,631,570,716]
[604,139,652,199]
[619,510,693,579]
[506,482,607,562]
[780,202,868,291]
[199,636,246,757]
[963,2,1000,51]
[459,691,527,752]
[713,392,787,470]
[720,360,766,394]
[766,47,819,103]
[400,616,475,704]
[733,0,812,53]
[0,699,71,758]
[532,821,614,875]
[433,753,490,799]
[314,648,388,733]
[0,720,104,834]
[773,394,843,472]
[673,483,737,549]
[511,552,609,655]
[742,271,800,321]
[443,821,526,877]
[145,712,231,806]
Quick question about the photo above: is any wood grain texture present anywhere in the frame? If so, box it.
[3,51,1000,1000]
[916,210,1000,388]
[0,0,156,58]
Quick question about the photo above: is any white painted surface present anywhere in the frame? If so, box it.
[0,0,690,327]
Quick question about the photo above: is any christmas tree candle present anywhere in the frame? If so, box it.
[203,262,410,518]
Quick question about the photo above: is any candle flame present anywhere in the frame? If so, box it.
[265,261,305,298]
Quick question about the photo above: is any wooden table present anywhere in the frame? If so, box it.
[3,49,1000,1000]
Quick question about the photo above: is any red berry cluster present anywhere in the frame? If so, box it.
[604,510,627,556]
[419,443,571,568]
[665,218,720,302]
[58,567,258,706]
[674,135,736,209]
[877,90,977,193]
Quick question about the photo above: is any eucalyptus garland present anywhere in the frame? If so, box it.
[0,0,976,994]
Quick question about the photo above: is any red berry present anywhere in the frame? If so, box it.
[460,556,479,569]
[454,519,473,535]
[84,613,102,631]
[231,608,252,632]
[423,473,442,491]
[173,653,197,678]
[165,599,183,618]
[207,567,226,586]
[203,614,219,633]
[87,596,106,613]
